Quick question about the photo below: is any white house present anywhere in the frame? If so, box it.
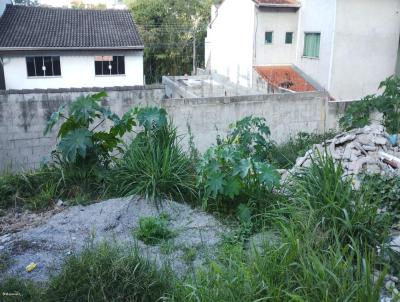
[205,0,400,100]
[0,4,144,90]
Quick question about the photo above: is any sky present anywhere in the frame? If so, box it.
[39,0,126,9]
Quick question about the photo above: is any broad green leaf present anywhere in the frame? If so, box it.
[44,105,65,135]
[69,94,102,124]
[254,162,280,189]
[136,107,167,131]
[110,108,136,136]
[92,131,120,152]
[90,91,108,101]
[224,177,242,199]
[58,128,93,163]
[233,158,252,178]
[206,173,226,197]
[58,118,80,138]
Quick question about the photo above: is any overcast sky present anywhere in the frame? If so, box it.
[39,0,126,9]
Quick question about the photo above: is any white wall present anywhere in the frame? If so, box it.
[254,8,299,66]
[3,51,143,90]
[397,39,400,76]
[205,0,255,87]
[296,0,336,91]
[330,0,400,100]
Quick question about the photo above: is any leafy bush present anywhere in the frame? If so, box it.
[45,91,136,167]
[135,214,175,245]
[109,107,196,203]
[268,130,337,169]
[46,242,170,302]
[340,75,400,134]
[198,116,280,213]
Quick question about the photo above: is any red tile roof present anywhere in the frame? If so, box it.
[254,0,300,7]
[255,66,316,92]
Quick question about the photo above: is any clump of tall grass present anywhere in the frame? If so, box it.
[287,154,392,250]
[0,162,106,211]
[109,122,197,204]
[170,225,385,302]
[46,242,170,301]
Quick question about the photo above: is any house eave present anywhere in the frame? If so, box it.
[252,1,301,9]
[0,46,145,52]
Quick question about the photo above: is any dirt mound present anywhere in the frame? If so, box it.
[0,196,225,282]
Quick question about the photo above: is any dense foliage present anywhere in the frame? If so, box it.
[45,91,136,167]
[1,156,395,302]
[198,116,280,213]
[127,0,212,83]
[109,107,197,203]
[340,76,400,134]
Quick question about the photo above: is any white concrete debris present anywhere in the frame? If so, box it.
[293,124,400,184]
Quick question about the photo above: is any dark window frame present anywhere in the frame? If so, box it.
[265,31,273,44]
[285,32,294,44]
[94,56,125,76]
[26,56,61,77]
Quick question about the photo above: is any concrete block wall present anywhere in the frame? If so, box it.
[0,87,341,172]
[163,92,340,152]
[0,86,165,171]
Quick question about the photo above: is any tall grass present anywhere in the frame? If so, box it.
[46,243,170,302]
[170,225,385,302]
[0,243,171,302]
[288,154,392,250]
[109,123,197,204]
[0,163,106,211]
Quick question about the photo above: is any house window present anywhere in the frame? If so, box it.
[265,31,273,44]
[26,56,61,77]
[303,33,321,58]
[285,32,293,44]
[95,56,125,75]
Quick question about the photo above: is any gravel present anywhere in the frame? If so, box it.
[0,196,226,282]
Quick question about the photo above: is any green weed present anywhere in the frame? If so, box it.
[135,214,176,245]
[110,121,197,204]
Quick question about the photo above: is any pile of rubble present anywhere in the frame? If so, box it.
[293,124,400,184]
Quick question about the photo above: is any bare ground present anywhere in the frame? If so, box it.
[0,196,225,282]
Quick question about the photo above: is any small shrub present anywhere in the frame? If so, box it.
[135,214,175,245]
[46,242,170,301]
[45,91,137,167]
[110,108,196,203]
[198,116,280,213]
[339,75,400,134]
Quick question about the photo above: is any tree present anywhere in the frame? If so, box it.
[126,0,212,84]
[70,1,107,9]
[13,0,39,6]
